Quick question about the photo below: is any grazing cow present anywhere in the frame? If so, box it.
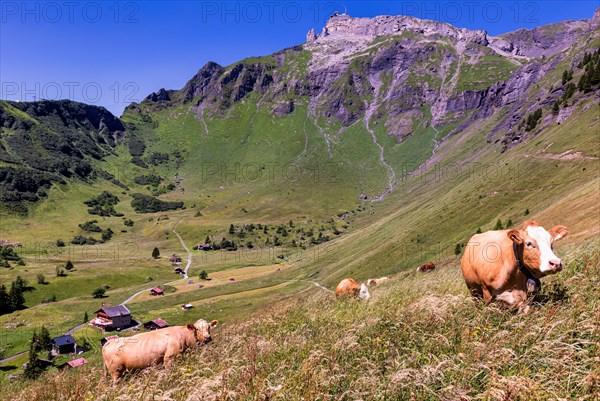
[102,319,218,382]
[416,263,436,272]
[335,278,371,300]
[461,221,568,309]
[367,277,390,286]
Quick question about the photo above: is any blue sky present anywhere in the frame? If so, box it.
[1,1,598,116]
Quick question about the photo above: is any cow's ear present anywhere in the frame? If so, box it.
[548,225,568,241]
[186,323,195,331]
[507,229,523,244]
[209,320,218,328]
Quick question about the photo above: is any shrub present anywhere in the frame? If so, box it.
[55,239,65,247]
[79,220,102,232]
[199,270,209,280]
[36,274,46,285]
[134,174,163,187]
[130,193,184,213]
[101,228,114,242]
[92,288,105,298]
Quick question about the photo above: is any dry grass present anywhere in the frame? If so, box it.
[5,241,599,400]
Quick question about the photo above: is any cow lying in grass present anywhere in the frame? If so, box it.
[416,263,436,272]
[335,278,370,300]
[461,221,568,310]
[367,277,389,286]
[102,319,218,382]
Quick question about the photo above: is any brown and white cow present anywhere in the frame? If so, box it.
[416,263,436,272]
[335,278,370,300]
[367,277,390,286]
[102,319,218,382]
[461,221,568,309]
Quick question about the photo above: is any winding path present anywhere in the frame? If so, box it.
[172,221,192,279]
[120,220,192,306]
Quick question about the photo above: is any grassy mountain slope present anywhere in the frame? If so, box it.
[7,241,599,400]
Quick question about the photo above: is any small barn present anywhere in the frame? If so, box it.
[52,335,76,355]
[92,305,132,331]
[143,318,169,331]
[59,357,87,370]
[169,256,182,264]
[150,287,164,296]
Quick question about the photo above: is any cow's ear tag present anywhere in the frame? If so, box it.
[526,279,538,293]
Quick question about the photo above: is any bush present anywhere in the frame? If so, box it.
[92,288,106,298]
[79,220,102,232]
[199,270,209,280]
[84,191,122,216]
[101,228,114,242]
[130,193,184,213]
[55,239,65,247]
[65,260,74,270]
[36,274,46,285]
[134,174,163,187]
[124,219,134,227]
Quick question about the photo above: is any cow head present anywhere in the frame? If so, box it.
[358,283,371,300]
[507,221,568,277]
[190,319,219,343]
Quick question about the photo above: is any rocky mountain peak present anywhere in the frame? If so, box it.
[307,13,489,45]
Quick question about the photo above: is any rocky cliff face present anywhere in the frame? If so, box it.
[130,8,599,145]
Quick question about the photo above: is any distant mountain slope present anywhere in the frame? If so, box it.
[122,8,599,204]
[0,100,128,206]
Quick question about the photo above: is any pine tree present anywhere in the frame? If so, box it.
[65,260,74,270]
[9,281,25,311]
[476,227,482,234]
[0,285,10,315]
[506,219,513,227]
[38,326,52,351]
[562,70,569,84]
[494,219,504,230]
[590,63,600,86]
[23,332,44,380]
[229,224,235,234]
[552,100,560,114]
[152,247,160,259]
[205,236,210,244]
[579,73,592,93]
[83,311,89,323]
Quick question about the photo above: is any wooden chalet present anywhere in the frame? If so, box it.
[92,305,132,331]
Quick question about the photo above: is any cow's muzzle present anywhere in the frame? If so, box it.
[549,259,563,272]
